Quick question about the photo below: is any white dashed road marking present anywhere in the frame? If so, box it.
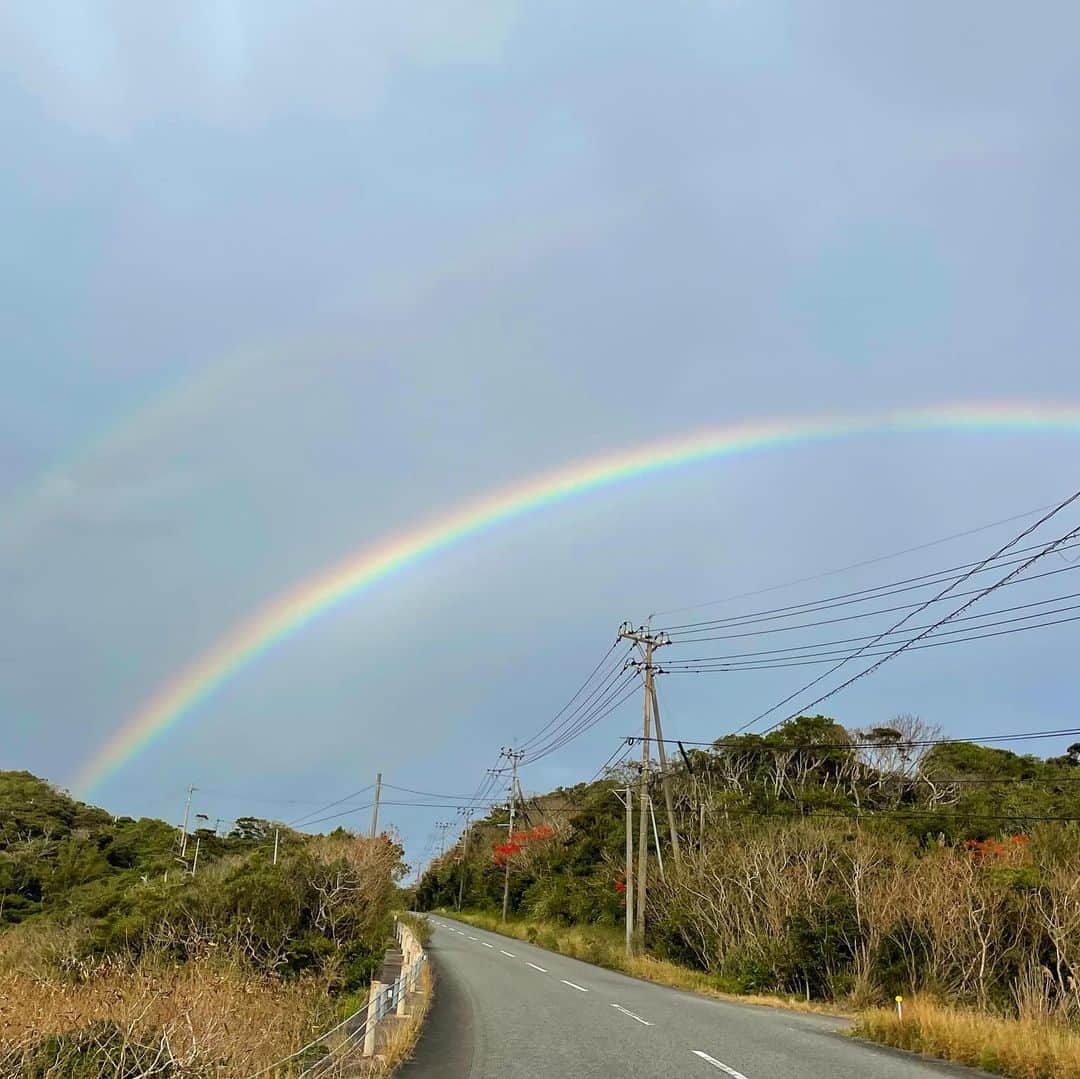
[561,979,589,992]
[481,941,494,948]
[500,950,517,957]
[526,962,548,973]
[468,936,479,941]
[692,1050,750,1078]
[610,1003,652,1025]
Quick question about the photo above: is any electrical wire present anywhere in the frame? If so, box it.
[526,670,637,759]
[657,536,1080,633]
[736,493,1080,734]
[663,589,1080,663]
[626,726,1080,752]
[517,639,623,750]
[666,609,1080,672]
[664,559,1080,644]
[650,501,1059,620]
[287,784,374,827]
[526,671,641,763]
[590,739,634,781]
[382,783,503,801]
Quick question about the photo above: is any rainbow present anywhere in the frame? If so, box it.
[74,400,1080,794]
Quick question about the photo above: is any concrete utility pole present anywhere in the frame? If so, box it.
[648,793,665,883]
[456,808,474,912]
[273,827,280,866]
[501,749,524,924]
[618,624,677,940]
[370,773,383,839]
[612,786,634,956]
[191,835,201,877]
[179,784,197,858]
[648,677,681,867]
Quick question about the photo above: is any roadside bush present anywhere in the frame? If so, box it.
[9,1020,208,1079]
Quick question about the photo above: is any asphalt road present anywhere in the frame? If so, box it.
[400,915,990,1079]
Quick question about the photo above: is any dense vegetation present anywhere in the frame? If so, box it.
[418,714,1080,1024]
[0,771,406,1077]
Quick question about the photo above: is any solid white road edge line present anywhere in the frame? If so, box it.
[692,1050,750,1078]
[526,962,548,972]
[610,1004,652,1026]
[500,950,517,957]
[561,979,589,992]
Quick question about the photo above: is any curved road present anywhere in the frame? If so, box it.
[400,915,988,1079]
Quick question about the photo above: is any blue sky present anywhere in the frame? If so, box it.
[2,2,1079,867]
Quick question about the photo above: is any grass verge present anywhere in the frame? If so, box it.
[435,909,846,1017]
[853,997,1080,1079]
[369,959,434,1077]
[0,950,335,1077]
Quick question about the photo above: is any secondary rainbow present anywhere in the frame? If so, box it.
[74,400,1080,794]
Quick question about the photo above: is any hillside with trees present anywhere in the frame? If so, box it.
[418,715,1080,1072]
[0,771,406,1077]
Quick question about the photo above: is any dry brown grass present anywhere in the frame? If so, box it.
[0,948,334,1077]
[853,995,1080,1079]
[441,910,847,1017]
[368,960,434,1078]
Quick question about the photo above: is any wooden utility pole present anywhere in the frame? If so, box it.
[612,786,634,956]
[618,624,677,941]
[370,773,383,838]
[501,749,524,923]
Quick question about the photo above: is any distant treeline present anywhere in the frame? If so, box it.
[417,715,1080,1016]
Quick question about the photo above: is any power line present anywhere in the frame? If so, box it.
[661,535,1080,633]
[590,740,634,782]
[517,639,623,751]
[625,726,1080,752]
[650,501,1059,619]
[526,672,641,763]
[666,608,1080,672]
[663,553,1080,642]
[382,782,504,801]
[737,491,1080,734]
[686,806,1080,824]
[663,589,1080,664]
[286,783,375,827]
[298,797,508,830]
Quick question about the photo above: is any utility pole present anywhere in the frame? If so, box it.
[456,808,474,912]
[619,623,677,940]
[501,749,524,924]
[435,820,453,857]
[612,786,634,956]
[191,835,201,877]
[370,772,383,839]
[647,792,665,883]
[648,677,681,867]
[273,827,280,866]
[179,784,197,858]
